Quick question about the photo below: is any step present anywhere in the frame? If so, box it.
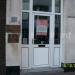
[21,67,64,75]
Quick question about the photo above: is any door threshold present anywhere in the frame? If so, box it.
[21,67,64,74]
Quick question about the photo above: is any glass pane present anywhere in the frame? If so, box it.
[33,0,52,12]
[22,0,29,10]
[22,12,29,44]
[34,15,50,44]
[55,0,61,13]
[54,15,61,44]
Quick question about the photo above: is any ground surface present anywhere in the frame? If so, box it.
[22,72,75,75]
[6,67,75,75]
[6,71,75,75]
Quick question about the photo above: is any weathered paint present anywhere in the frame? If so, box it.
[64,0,75,63]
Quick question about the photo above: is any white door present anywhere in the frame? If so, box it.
[31,13,52,67]
[21,0,63,69]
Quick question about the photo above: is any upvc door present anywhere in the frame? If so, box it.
[21,0,63,69]
[31,13,52,67]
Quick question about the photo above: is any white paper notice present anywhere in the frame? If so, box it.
[36,19,48,36]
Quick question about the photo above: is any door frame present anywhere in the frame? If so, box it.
[30,12,54,68]
[20,0,64,69]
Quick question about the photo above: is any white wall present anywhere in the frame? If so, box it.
[64,0,75,63]
[6,34,20,66]
[6,0,21,25]
[6,0,21,66]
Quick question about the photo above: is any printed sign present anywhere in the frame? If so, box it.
[8,34,19,43]
[36,19,48,36]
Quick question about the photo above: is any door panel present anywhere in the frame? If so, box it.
[32,13,51,67]
[33,48,49,66]
[53,48,60,66]
[22,48,29,68]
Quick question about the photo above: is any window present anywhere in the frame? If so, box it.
[22,12,29,44]
[54,15,61,44]
[33,0,52,12]
[22,0,30,10]
[34,15,50,44]
[55,0,61,13]
[22,0,62,45]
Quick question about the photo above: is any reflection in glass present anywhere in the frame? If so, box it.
[34,15,50,44]
[54,15,61,44]
[22,0,29,10]
[33,0,52,12]
[55,0,61,13]
[22,12,29,44]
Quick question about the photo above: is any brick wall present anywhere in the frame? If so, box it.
[0,0,6,75]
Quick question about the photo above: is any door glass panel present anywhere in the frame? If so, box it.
[55,0,61,13]
[34,15,50,44]
[22,0,29,10]
[54,15,61,44]
[33,0,52,12]
[22,12,29,44]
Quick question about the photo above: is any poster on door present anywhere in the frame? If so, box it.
[36,19,48,36]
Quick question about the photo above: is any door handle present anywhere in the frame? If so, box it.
[32,39,34,44]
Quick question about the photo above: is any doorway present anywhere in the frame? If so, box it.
[21,0,63,69]
[31,13,52,67]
